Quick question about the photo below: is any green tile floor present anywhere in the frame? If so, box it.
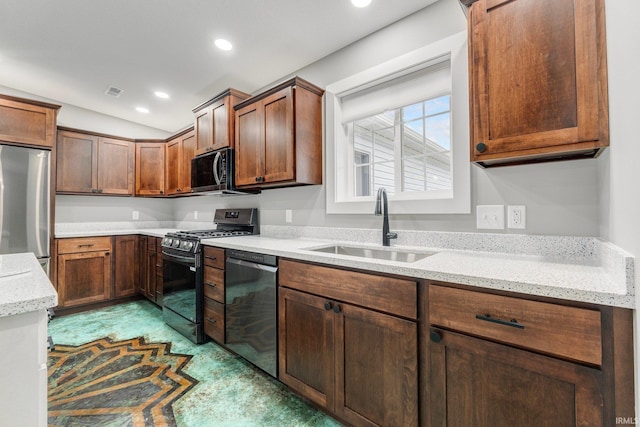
[48,300,343,427]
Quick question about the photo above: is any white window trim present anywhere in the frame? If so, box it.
[325,31,470,215]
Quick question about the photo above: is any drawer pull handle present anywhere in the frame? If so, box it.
[206,282,217,288]
[205,256,217,261]
[206,317,217,324]
[475,314,524,329]
[78,244,94,248]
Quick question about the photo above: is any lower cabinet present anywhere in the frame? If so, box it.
[140,236,163,305]
[278,260,418,427]
[428,329,602,427]
[113,235,139,298]
[203,246,226,343]
[56,237,112,308]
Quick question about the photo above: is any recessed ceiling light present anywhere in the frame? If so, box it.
[351,0,372,7]
[136,107,150,114]
[214,38,233,51]
[154,91,170,99]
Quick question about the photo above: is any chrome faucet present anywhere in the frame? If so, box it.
[374,187,397,246]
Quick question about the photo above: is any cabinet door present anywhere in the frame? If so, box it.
[138,236,148,297]
[56,130,98,193]
[428,328,603,427]
[279,287,335,410]
[165,137,181,195]
[57,251,111,307]
[263,86,295,184]
[235,103,264,187]
[135,143,165,196]
[114,235,138,298]
[335,303,418,427]
[195,107,213,155]
[470,0,607,163]
[180,130,196,192]
[211,98,231,151]
[0,96,57,148]
[145,248,157,303]
[98,137,134,195]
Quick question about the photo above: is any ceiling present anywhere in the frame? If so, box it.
[0,0,439,134]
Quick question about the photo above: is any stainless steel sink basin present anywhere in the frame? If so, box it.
[308,244,435,263]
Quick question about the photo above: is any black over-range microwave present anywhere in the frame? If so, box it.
[191,148,235,194]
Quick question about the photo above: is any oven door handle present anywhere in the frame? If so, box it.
[162,251,197,266]
[226,257,278,273]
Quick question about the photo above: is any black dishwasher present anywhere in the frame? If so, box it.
[225,249,278,377]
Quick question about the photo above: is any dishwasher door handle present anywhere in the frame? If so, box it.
[226,257,278,273]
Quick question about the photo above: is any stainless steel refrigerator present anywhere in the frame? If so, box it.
[0,144,50,272]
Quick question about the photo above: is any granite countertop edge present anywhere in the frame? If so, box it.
[0,253,58,318]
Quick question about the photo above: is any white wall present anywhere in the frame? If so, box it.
[173,0,601,237]
[56,195,173,223]
[600,0,640,415]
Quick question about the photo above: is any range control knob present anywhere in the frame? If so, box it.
[171,239,181,248]
[181,241,194,251]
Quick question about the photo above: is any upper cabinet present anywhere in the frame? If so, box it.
[135,142,165,196]
[57,129,134,195]
[193,88,250,155]
[165,128,196,195]
[464,0,609,167]
[0,94,60,148]
[234,77,323,189]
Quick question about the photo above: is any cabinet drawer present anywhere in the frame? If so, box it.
[204,267,225,303]
[429,285,602,366]
[57,237,112,254]
[204,297,225,343]
[279,259,417,319]
[203,246,225,269]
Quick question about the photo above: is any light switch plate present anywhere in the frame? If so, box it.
[476,205,504,229]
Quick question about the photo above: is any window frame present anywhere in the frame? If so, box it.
[325,31,470,215]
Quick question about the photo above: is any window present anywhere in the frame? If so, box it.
[325,31,470,215]
[351,95,452,197]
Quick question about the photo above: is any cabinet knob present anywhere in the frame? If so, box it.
[476,142,487,153]
[98,189,103,193]
[333,304,341,314]
[324,302,332,311]
[429,329,442,343]
[105,252,110,256]
[92,189,97,193]
[160,190,164,194]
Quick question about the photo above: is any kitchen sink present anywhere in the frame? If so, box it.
[308,244,435,263]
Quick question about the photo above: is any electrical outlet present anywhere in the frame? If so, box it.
[508,205,526,229]
[476,205,504,229]
[194,210,198,220]
[132,211,139,220]
[285,209,293,223]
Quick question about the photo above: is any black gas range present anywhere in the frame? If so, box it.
[161,208,258,344]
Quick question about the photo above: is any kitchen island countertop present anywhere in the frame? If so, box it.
[0,253,57,317]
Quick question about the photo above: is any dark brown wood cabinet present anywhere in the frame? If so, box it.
[113,235,139,298]
[278,260,418,427]
[57,129,134,195]
[135,142,165,196]
[234,77,323,189]
[165,128,196,195]
[193,89,249,155]
[0,94,59,148]
[56,237,112,308]
[464,0,609,166]
[203,246,226,343]
[427,283,635,427]
[140,236,163,305]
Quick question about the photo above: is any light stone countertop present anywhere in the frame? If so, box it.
[0,253,58,317]
[55,224,635,309]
